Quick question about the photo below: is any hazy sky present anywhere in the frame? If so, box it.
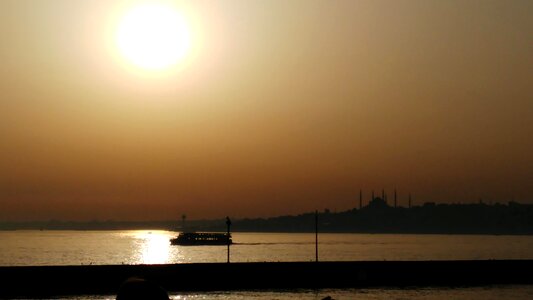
[0,0,532,221]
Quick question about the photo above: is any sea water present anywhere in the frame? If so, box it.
[1,231,532,299]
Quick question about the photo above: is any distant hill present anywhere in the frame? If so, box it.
[206,199,533,235]
[1,199,532,234]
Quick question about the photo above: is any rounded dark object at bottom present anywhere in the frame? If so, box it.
[116,277,169,300]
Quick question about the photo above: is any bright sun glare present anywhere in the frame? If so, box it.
[116,3,190,71]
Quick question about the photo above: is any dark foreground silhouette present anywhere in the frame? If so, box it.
[0,260,532,298]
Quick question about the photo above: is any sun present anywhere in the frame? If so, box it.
[116,3,190,71]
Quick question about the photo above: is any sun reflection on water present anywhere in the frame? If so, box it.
[135,231,171,264]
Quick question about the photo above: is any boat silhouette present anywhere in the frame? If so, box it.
[170,232,232,246]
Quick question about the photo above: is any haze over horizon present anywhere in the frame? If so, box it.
[1,0,532,221]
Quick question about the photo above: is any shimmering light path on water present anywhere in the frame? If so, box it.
[1,230,533,266]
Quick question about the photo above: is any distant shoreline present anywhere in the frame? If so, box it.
[2,200,533,234]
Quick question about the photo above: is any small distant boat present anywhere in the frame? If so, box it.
[170,232,232,246]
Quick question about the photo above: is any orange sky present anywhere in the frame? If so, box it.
[0,0,532,221]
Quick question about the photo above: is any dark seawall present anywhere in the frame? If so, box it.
[1,260,532,298]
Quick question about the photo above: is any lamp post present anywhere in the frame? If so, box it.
[315,210,319,262]
[226,216,231,263]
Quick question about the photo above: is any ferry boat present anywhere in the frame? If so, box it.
[170,232,232,246]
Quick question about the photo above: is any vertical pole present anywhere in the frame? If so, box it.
[372,190,375,201]
[315,210,318,263]
[394,189,397,208]
[226,216,231,263]
[409,193,412,208]
[359,189,362,209]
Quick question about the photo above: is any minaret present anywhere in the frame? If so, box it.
[359,189,363,209]
[394,189,397,208]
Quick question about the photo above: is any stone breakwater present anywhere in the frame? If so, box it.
[1,260,532,298]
